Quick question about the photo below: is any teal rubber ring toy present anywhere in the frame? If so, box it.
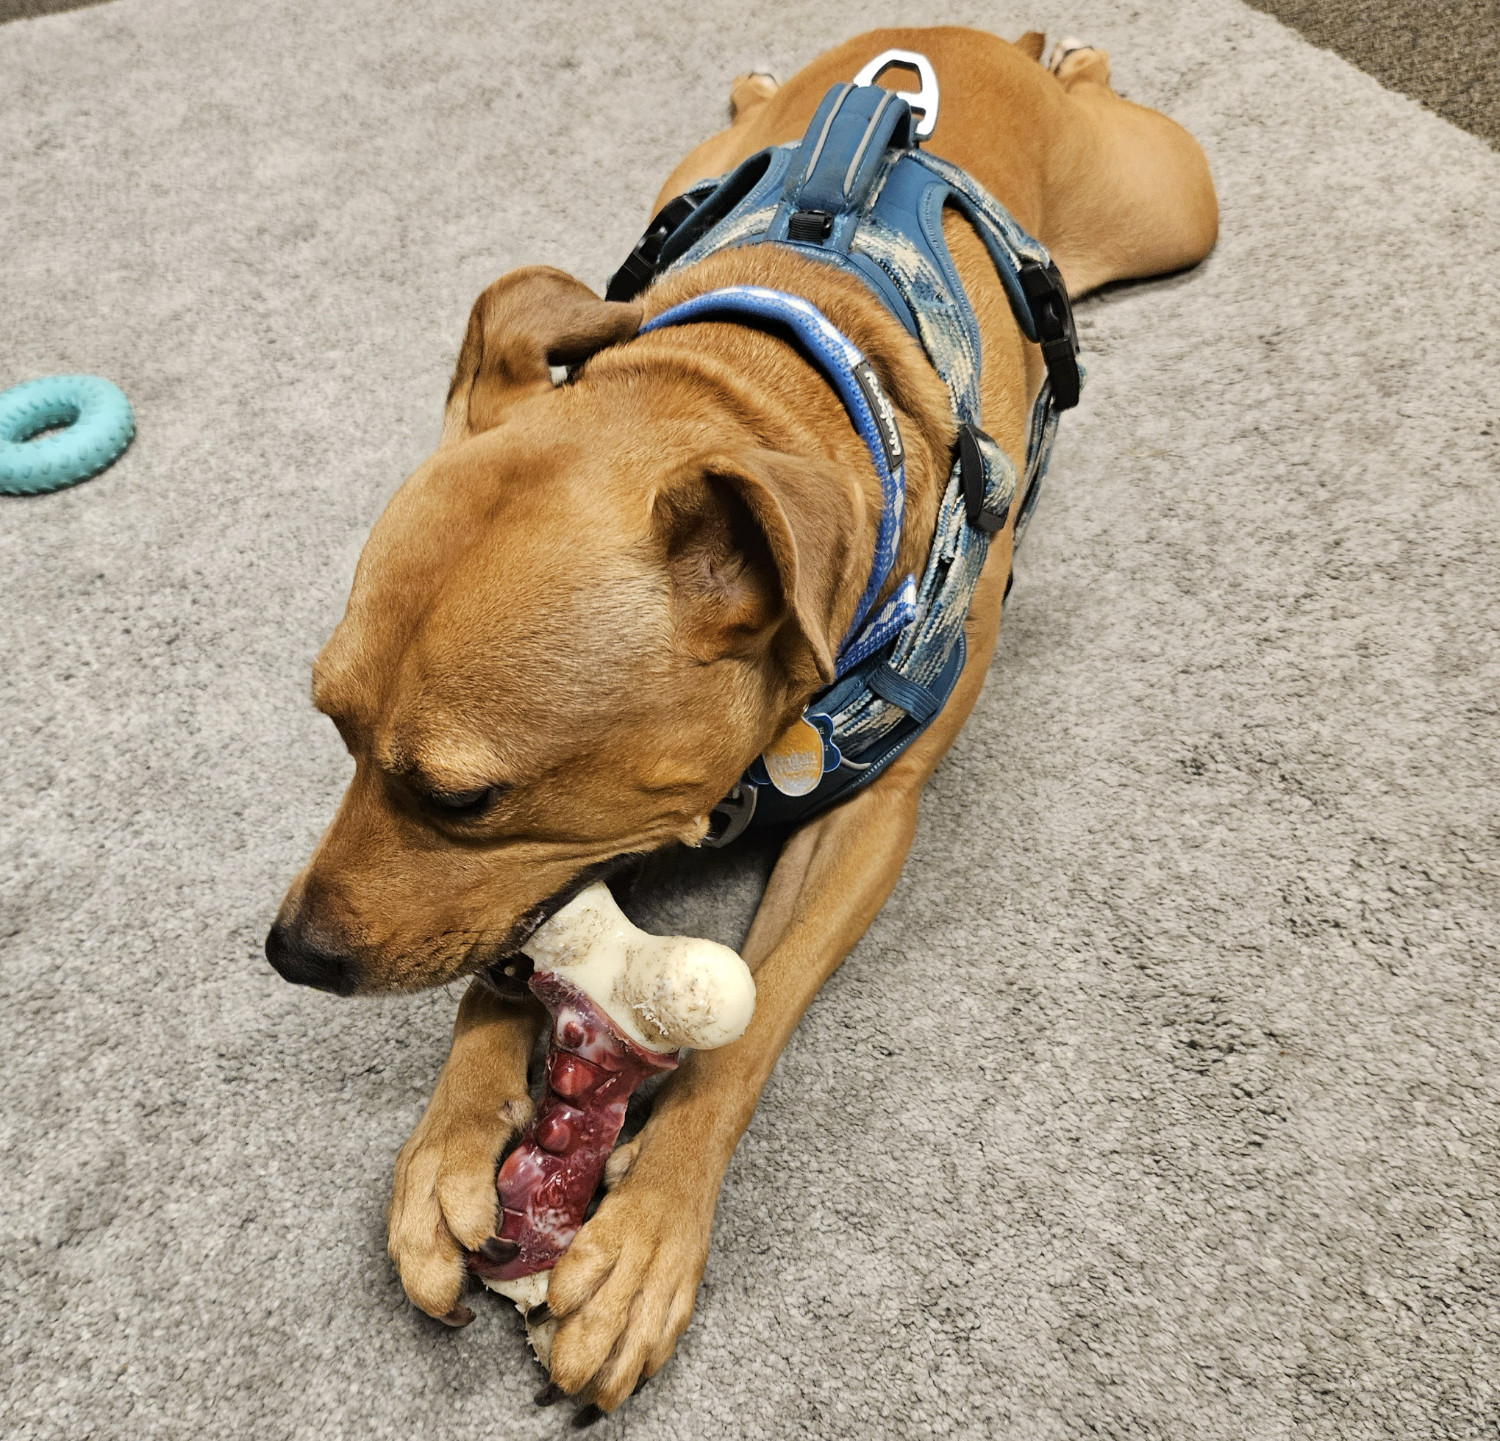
[0,375,136,495]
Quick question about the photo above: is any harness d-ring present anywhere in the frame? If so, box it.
[852,49,940,140]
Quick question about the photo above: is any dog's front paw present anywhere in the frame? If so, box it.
[387,1096,533,1324]
[544,1153,716,1411]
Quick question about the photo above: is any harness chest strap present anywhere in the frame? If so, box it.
[607,71,1083,841]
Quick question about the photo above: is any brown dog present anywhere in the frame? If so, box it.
[267,26,1216,1414]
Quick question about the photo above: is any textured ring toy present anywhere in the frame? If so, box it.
[0,375,135,495]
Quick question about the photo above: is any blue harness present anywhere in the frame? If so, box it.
[606,76,1082,843]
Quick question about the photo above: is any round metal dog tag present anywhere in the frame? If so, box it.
[762,718,828,797]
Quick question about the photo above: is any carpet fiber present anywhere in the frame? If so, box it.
[3,2,1498,1437]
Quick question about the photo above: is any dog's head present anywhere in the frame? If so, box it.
[266,266,865,994]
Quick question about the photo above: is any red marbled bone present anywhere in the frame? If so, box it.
[468,970,678,1284]
[549,1054,599,1100]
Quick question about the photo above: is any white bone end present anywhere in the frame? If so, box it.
[527,883,755,1052]
[622,935,754,1050]
[484,1273,556,1366]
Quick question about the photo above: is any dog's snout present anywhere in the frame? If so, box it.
[265,918,358,995]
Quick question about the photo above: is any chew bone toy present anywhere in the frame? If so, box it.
[469,883,755,1365]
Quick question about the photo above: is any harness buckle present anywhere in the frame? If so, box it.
[605,183,714,303]
[702,781,758,848]
[852,49,941,141]
[1018,259,1081,410]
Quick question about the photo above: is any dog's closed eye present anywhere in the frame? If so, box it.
[425,784,507,817]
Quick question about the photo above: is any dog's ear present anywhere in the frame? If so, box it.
[443,266,642,441]
[653,449,865,689]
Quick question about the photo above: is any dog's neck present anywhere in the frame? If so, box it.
[626,245,961,650]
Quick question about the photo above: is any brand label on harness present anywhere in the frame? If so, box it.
[852,360,903,473]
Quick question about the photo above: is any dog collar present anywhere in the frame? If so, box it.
[642,285,917,673]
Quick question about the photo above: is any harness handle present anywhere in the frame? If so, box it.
[774,84,917,253]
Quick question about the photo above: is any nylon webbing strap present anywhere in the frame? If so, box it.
[642,285,916,669]
[866,663,940,723]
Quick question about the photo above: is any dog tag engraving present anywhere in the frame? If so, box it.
[763,718,827,797]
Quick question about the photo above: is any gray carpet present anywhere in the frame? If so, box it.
[10,1,1500,159]
[1245,0,1500,149]
[0,0,110,23]
[3,1,1498,1437]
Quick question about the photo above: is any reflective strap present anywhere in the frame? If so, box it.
[641,285,907,665]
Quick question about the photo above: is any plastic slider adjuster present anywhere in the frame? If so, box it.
[957,423,1009,533]
[1018,259,1081,411]
[787,209,835,243]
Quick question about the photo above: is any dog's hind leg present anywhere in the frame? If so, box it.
[730,71,779,122]
[1037,38,1219,295]
[386,980,547,1325]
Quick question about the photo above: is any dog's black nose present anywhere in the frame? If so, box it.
[265,920,357,995]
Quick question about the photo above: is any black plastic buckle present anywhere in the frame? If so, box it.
[703,781,758,848]
[1018,259,1081,411]
[605,187,709,303]
[957,423,1010,533]
[787,209,835,243]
